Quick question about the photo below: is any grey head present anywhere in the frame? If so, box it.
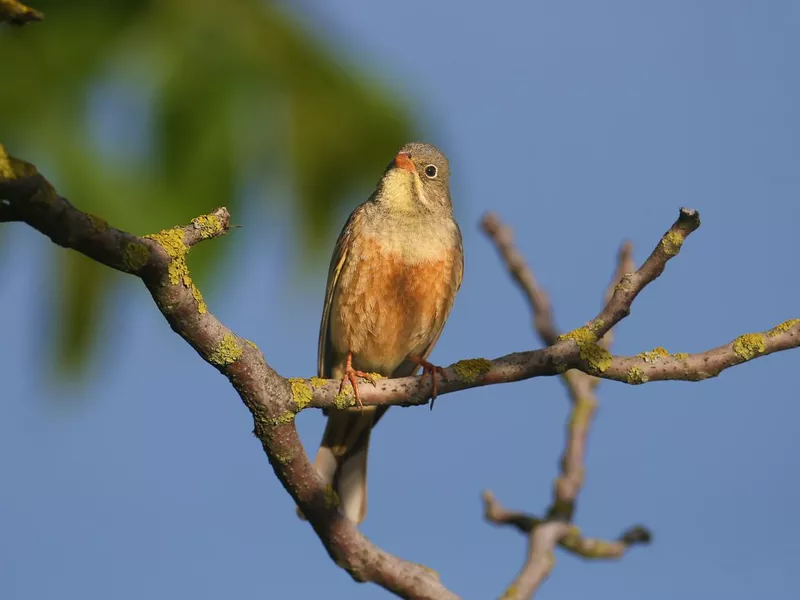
[373,141,453,214]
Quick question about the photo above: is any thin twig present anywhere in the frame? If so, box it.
[480,215,644,597]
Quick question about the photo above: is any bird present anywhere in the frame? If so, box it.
[309,141,463,524]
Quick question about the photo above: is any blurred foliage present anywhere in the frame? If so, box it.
[0,0,413,378]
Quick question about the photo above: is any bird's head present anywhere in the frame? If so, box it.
[376,141,452,214]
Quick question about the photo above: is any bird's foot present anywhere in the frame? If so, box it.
[409,356,447,410]
[339,353,376,410]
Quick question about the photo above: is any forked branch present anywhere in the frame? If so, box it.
[481,213,649,598]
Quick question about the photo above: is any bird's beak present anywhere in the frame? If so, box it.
[394,152,416,173]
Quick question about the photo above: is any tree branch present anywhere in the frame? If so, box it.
[0,0,43,25]
[300,207,798,409]
[478,213,561,346]
[301,321,800,409]
[480,214,648,598]
[481,215,635,521]
[483,491,651,560]
[0,145,458,600]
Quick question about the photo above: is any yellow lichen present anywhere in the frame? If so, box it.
[500,584,519,600]
[275,452,294,465]
[190,283,207,314]
[144,227,189,285]
[310,376,327,389]
[0,143,11,178]
[558,526,586,553]
[0,147,38,180]
[323,484,340,508]
[767,319,800,337]
[289,378,312,411]
[581,343,612,372]
[732,333,766,361]
[269,411,295,427]
[333,391,355,410]
[569,399,596,428]
[244,339,258,350]
[673,352,689,360]
[584,540,618,558]
[0,0,43,24]
[615,275,634,293]
[209,333,242,366]
[559,326,612,372]
[550,494,576,519]
[661,230,684,256]
[87,213,108,232]
[452,358,491,383]
[122,241,150,271]
[144,227,186,258]
[627,366,649,384]
[559,326,598,346]
[637,346,670,363]
[191,214,223,239]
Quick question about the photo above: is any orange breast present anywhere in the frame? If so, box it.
[329,235,458,375]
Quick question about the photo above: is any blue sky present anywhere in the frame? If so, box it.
[2,1,799,598]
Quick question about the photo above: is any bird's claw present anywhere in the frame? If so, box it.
[338,354,376,410]
[409,357,447,410]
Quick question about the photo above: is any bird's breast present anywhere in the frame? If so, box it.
[329,227,460,375]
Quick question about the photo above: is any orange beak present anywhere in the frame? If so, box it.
[394,152,416,173]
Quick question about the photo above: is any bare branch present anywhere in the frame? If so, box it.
[485,474,651,599]
[480,213,559,346]
[480,218,646,596]
[598,241,635,352]
[496,518,649,600]
[551,242,635,520]
[482,215,636,523]
[483,493,651,560]
[499,521,572,600]
[296,319,800,411]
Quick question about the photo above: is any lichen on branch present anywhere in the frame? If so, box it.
[0,0,43,25]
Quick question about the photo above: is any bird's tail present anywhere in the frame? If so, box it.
[299,406,377,524]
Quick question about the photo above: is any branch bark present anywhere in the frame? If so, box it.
[484,491,651,560]
[480,214,648,598]
[300,207,798,410]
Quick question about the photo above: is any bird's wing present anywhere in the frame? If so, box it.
[317,203,368,380]
[312,202,375,523]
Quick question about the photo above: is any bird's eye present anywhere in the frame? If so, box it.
[424,165,438,178]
